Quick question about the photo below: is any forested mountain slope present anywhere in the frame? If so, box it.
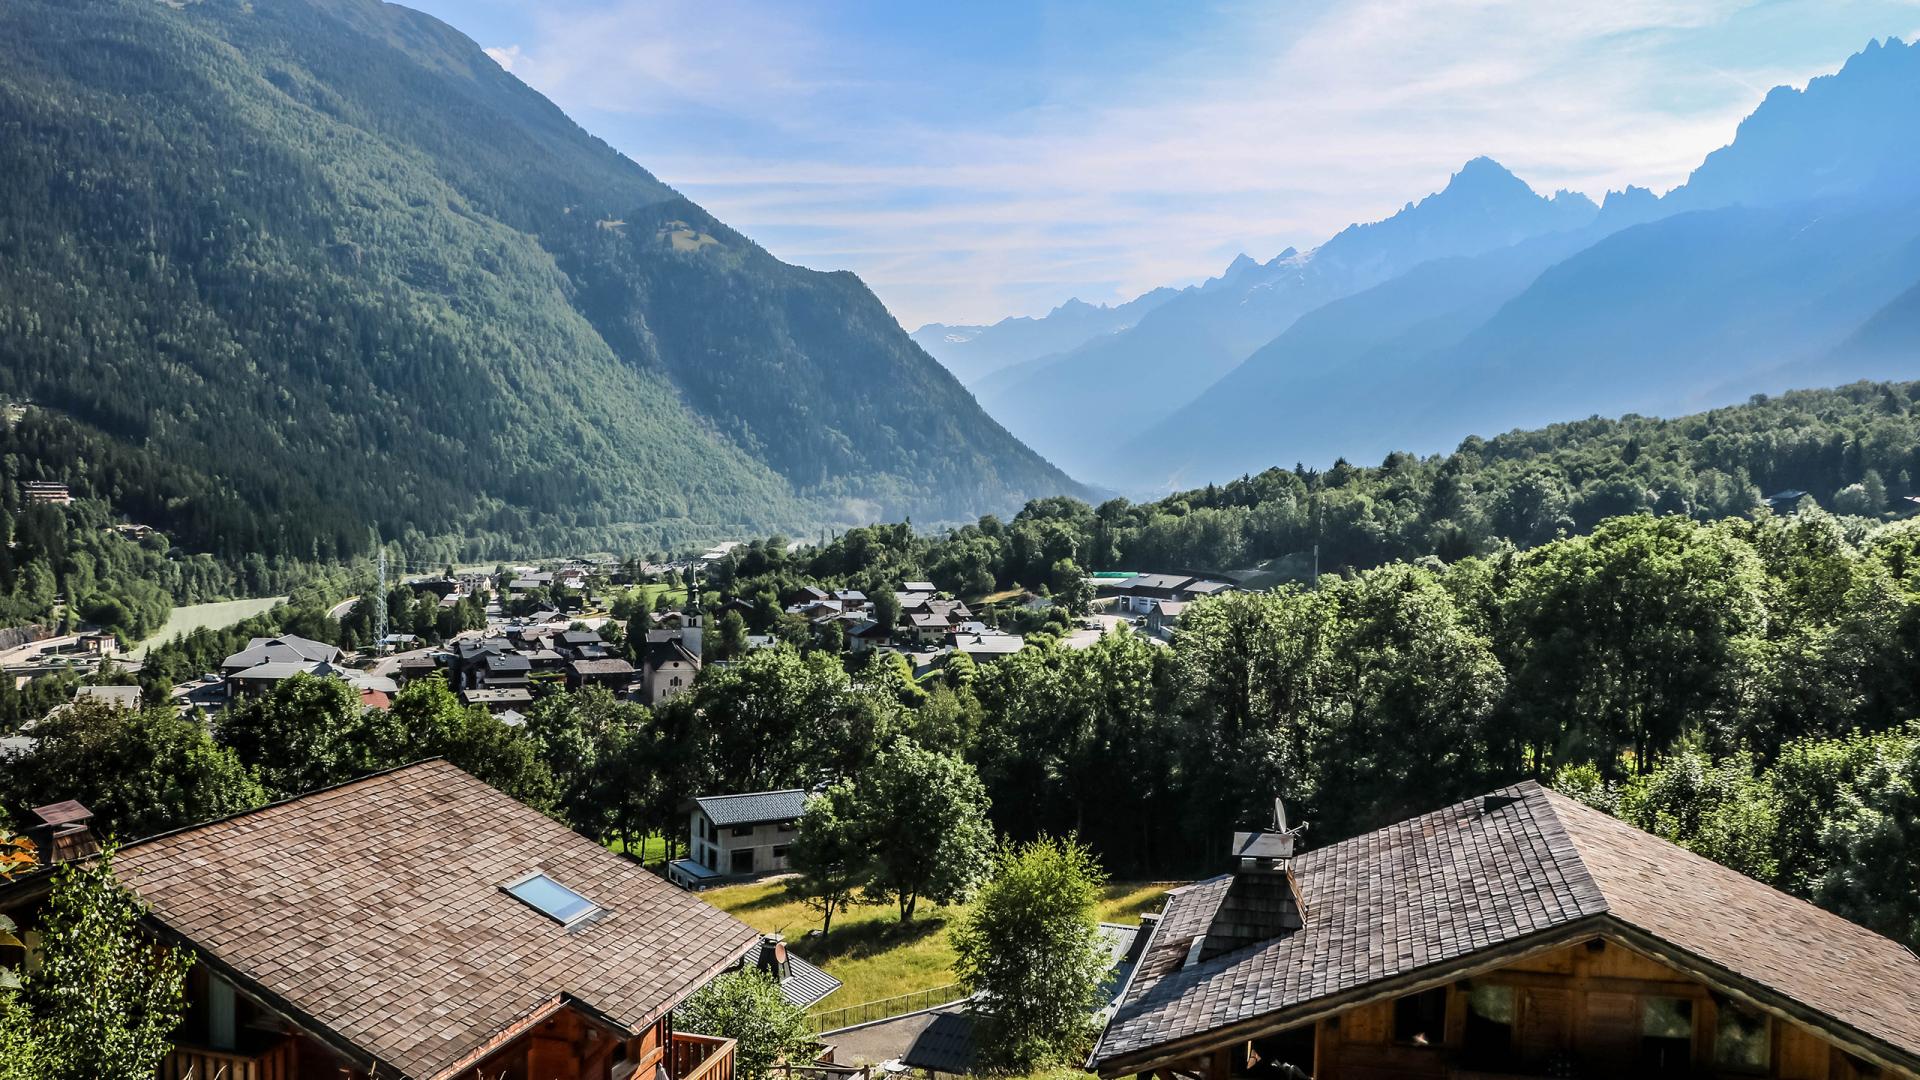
[0,0,1077,564]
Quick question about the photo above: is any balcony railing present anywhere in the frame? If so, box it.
[160,1037,296,1080]
[673,1030,738,1080]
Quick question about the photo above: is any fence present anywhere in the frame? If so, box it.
[810,983,967,1033]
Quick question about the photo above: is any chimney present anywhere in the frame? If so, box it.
[1127,913,1160,965]
[1199,798,1306,962]
[755,934,789,981]
[27,800,99,867]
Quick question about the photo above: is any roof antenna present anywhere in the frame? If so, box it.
[1274,797,1307,839]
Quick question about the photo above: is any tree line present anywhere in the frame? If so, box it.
[9,506,1920,960]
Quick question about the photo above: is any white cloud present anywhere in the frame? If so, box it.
[484,44,522,71]
[465,0,1918,326]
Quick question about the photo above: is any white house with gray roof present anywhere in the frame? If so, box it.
[668,789,807,888]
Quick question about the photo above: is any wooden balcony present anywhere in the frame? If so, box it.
[672,1030,739,1080]
[159,1036,296,1080]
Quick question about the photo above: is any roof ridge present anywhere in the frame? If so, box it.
[1519,780,1613,920]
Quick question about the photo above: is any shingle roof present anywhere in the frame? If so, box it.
[222,635,341,670]
[570,658,636,676]
[1092,781,1920,1073]
[113,761,760,1080]
[694,790,808,827]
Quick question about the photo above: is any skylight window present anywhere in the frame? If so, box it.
[502,871,601,927]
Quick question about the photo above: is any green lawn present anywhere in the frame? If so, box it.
[606,833,671,864]
[700,879,1178,1010]
[130,596,287,658]
[636,583,689,609]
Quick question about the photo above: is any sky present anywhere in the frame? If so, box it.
[402,1,1920,329]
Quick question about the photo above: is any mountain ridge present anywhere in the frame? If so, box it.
[971,156,1603,479]
[1059,37,1920,490]
[0,0,1082,562]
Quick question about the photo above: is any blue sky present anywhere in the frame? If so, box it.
[404,0,1920,329]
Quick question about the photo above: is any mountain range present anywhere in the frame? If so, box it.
[933,37,1920,493]
[910,290,1176,388]
[0,0,1079,563]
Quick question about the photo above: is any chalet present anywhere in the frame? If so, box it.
[480,651,533,688]
[569,657,637,693]
[908,610,953,643]
[461,686,534,713]
[0,761,757,1080]
[846,619,891,653]
[951,630,1024,662]
[72,683,141,710]
[561,629,607,655]
[641,630,701,706]
[21,481,71,505]
[715,597,759,621]
[1089,782,1920,1080]
[902,580,937,594]
[786,598,843,620]
[507,571,555,594]
[226,661,397,709]
[1144,598,1188,635]
[669,789,806,887]
[895,590,937,614]
[220,635,341,676]
[1102,573,1235,614]
[787,586,831,606]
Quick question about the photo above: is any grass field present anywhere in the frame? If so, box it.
[702,879,1178,1009]
[606,834,671,864]
[131,596,287,658]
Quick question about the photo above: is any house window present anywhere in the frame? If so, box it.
[1641,996,1694,1073]
[730,848,755,874]
[1393,987,1448,1047]
[772,845,789,861]
[1461,983,1515,1068]
[501,871,602,927]
[1713,996,1769,1073]
[778,820,796,833]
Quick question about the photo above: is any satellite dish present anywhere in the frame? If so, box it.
[1274,798,1288,833]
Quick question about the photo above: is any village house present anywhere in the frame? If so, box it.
[1101,573,1235,614]
[220,634,342,676]
[226,660,399,709]
[460,686,534,714]
[20,480,71,505]
[668,789,806,887]
[569,657,637,693]
[1144,598,1188,636]
[950,629,1025,663]
[1089,781,1920,1080]
[0,761,758,1080]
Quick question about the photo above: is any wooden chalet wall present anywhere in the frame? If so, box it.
[1276,939,1899,1080]
[471,1007,664,1080]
